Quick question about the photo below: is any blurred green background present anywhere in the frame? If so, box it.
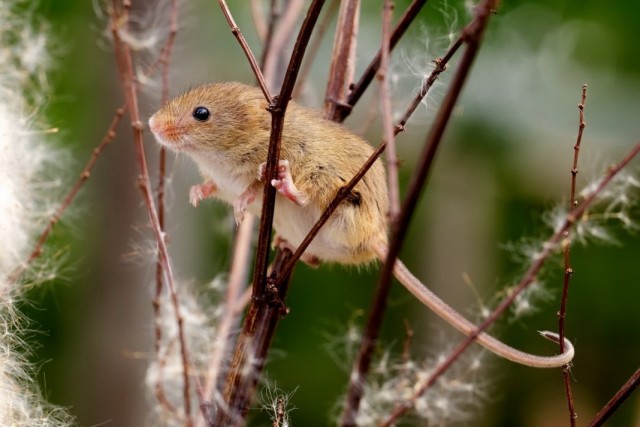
[24,0,640,425]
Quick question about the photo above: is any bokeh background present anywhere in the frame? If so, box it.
[23,0,640,425]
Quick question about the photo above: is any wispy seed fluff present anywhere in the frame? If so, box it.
[0,1,72,425]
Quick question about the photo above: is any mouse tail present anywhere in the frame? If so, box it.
[373,243,574,368]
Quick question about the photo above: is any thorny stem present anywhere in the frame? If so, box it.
[338,0,430,122]
[110,2,194,424]
[587,367,640,427]
[378,0,400,220]
[559,84,587,427]
[5,107,125,286]
[324,0,360,120]
[273,27,461,287]
[381,139,640,426]
[217,0,273,103]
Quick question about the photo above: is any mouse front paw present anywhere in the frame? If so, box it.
[258,160,309,206]
[189,182,217,207]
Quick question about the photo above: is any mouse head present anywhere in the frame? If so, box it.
[148,82,262,152]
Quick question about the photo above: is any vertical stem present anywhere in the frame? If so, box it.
[324,0,360,120]
[378,0,400,220]
[341,2,498,425]
[559,84,587,426]
[216,2,326,425]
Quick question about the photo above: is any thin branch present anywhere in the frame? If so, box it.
[153,0,181,417]
[251,0,326,299]
[273,32,460,286]
[588,367,640,427]
[215,2,326,424]
[381,139,640,426]
[216,0,273,103]
[324,0,360,120]
[110,2,194,423]
[343,2,499,425]
[378,0,400,220]
[213,249,295,426]
[559,83,587,427]
[200,215,254,405]
[338,0,430,122]
[5,106,125,285]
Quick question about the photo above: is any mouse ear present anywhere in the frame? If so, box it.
[192,106,211,122]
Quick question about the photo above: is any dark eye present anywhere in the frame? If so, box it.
[192,106,210,121]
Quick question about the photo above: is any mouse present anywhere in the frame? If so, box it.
[148,81,574,368]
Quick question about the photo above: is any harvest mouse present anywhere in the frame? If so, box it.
[148,81,574,368]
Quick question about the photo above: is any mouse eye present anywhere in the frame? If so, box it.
[192,106,210,122]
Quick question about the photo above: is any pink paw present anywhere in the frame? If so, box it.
[258,159,309,206]
[233,185,258,226]
[189,182,217,207]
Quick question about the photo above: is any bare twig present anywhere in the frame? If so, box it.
[378,0,400,220]
[381,139,640,426]
[200,215,253,407]
[338,0,430,122]
[342,2,499,425]
[5,106,125,285]
[215,2,326,424]
[153,0,180,414]
[110,2,193,423]
[323,0,360,120]
[213,249,296,426]
[588,367,640,427]
[559,83,587,427]
[216,0,273,103]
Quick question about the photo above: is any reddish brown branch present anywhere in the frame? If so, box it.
[324,0,360,120]
[110,2,193,423]
[215,2,326,425]
[338,0,430,122]
[587,367,640,427]
[381,139,640,425]
[559,84,587,427]
[378,0,400,220]
[217,0,273,103]
[6,106,125,285]
[153,0,180,416]
[213,249,295,427]
[343,2,499,425]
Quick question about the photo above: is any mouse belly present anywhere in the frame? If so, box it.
[268,196,379,265]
